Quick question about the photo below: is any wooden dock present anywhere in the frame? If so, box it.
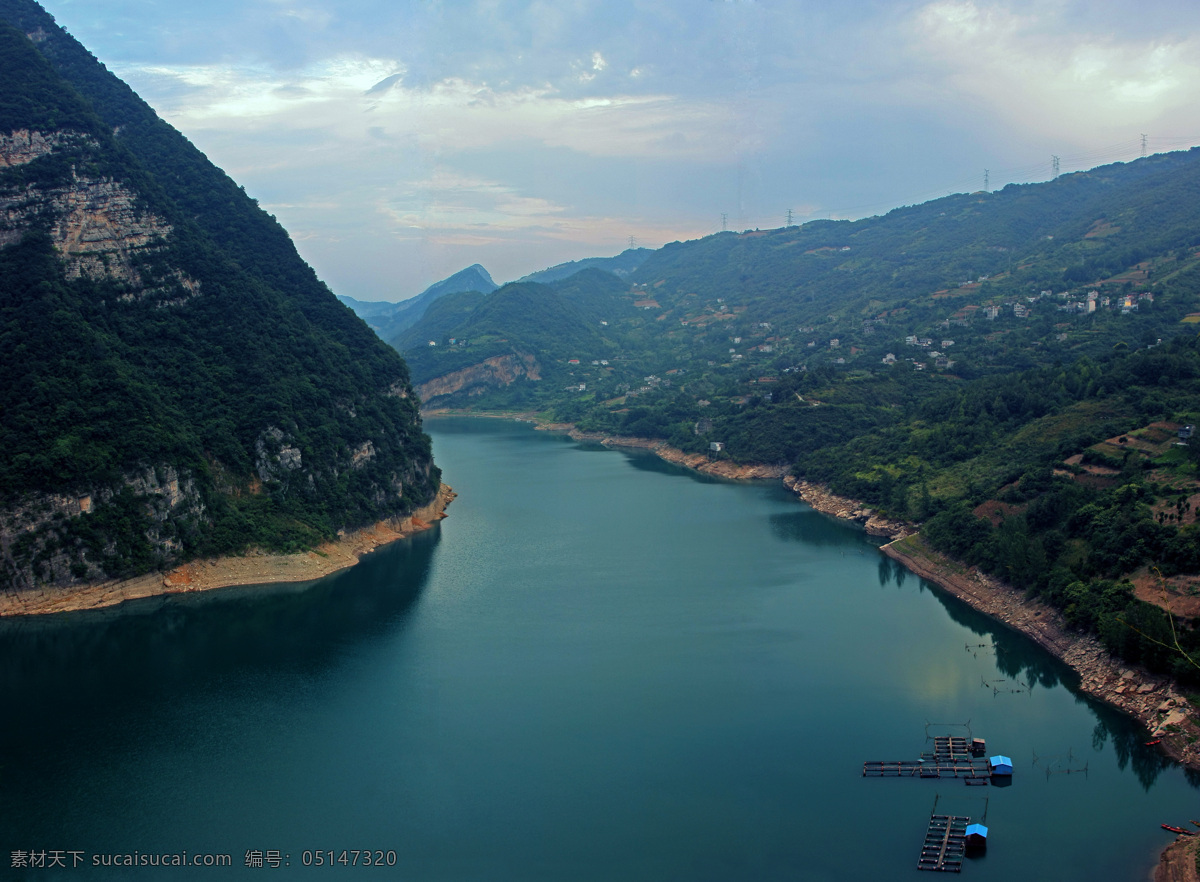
[862,759,992,779]
[917,814,970,872]
[928,736,971,759]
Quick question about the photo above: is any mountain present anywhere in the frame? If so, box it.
[395,270,630,406]
[0,0,440,592]
[397,149,1200,429]
[402,263,497,315]
[516,248,650,284]
[339,263,498,340]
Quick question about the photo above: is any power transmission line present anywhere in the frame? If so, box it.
[716,134,1200,233]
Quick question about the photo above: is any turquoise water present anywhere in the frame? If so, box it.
[0,416,1196,879]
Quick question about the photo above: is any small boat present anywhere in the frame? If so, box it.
[1146,739,1162,746]
[1190,820,1200,829]
[1162,825,1194,835]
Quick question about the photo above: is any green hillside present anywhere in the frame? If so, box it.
[0,2,438,590]
[397,150,1200,436]
[393,271,635,408]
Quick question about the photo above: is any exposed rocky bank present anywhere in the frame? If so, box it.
[882,534,1200,770]
[782,475,913,538]
[1156,834,1200,882]
[526,414,1200,875]
[562,429,789,479]
[0,485,455,617]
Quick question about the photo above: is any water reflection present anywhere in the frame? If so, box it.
[943,599,1152,787]
[872,549,1187,792]
[933,595,1067,693]
[1088,704,1180,792]
[878,553,909,588]
[0,527,440,751]
[870,560,1069,692]
[614,448,723,483]
[768,509,883,550]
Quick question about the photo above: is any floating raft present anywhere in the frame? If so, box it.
[863,759,993,779]
[929,736,972,759]
[917,814,970,872]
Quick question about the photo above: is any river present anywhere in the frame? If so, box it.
[1,416,1196,879]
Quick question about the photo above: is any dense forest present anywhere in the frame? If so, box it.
[0,1,438,589]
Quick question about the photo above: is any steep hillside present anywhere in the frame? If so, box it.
[398,149,1200,442]
[396,272,629,407]
[0,3,439,591]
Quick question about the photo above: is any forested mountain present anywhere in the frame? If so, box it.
[399,148,1200,420]
[392,148,1200,680]
[394,270,633,403]
[0,0,439,591]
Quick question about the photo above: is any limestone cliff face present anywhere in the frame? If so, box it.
[0,465,207,590]
[0,128,65,166]
[417,353,542,403]
[0,129,198,301]
[0,396,437,592]
[250,419,430,510]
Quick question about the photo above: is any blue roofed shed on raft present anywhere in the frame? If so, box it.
[965,823,988,850]
[989,755,1013,775]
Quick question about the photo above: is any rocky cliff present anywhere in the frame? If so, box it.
[417,353,542,404]
[0,131,194,298]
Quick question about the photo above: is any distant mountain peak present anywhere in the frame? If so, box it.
[436,264,496,292]
[339,264,499,337]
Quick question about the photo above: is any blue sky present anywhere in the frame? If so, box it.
[38,0,1200,300]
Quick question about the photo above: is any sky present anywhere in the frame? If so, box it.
[37,0,1200,301]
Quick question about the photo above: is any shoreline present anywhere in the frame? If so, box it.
[881,534,1200,881]
[0,484,455,618]
[1156,835,1200,882]
[430,414,1200,753]
[881,534,1200,769]
[563,429,791,479]
[565,413,1200,877]
[424,409,791,479]
[14,402,1200,874]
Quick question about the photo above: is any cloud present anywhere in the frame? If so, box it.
[908,1,1200,138]
[133,56,402,121]
[51,0,1200,294]
[379,168,565,229]
[127,54,741,163]
[375,166,707,252]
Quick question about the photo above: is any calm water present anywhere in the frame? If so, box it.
[1,417,1196,880]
